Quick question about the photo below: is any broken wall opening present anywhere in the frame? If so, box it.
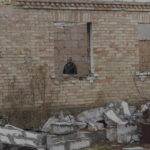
[54,22,91,76]
[138,23,150,72]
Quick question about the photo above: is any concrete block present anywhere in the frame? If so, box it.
[104,110,127,125]
[37,146,46,150]
[74,122,87,129]
[77,107,105,123]
[47,142,65,150]
[117,125,138,143]
[47,131,105,147]
[69,139,90,150]
[50,122,75,135]
[65,115,75,124]
[88,122,104,132]
[41,117,59,132]
[82,131,106,144]
[95,123,104,131]
[88,122,97,132]
[106,128,117,142]
[129,106,136,114]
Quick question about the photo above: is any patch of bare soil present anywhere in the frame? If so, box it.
[85,140,150,150]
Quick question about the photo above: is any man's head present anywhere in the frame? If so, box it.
[67,57,72,64]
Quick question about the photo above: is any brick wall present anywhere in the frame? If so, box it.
[0,4,150,110]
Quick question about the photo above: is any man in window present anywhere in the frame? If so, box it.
[63,57,77,75]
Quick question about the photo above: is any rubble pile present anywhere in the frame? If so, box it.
[0,124,46,150]
[0,100,150,150]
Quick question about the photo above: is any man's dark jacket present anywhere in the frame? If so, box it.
[63,62,77,74]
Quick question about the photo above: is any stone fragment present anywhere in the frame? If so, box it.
[106,100,131,118]
[47,131,106,150]
[65,115,75,124]
[95,122,104,130]
[74,122,87,129]
[77,107,105,123]
[0,125,45,149]
[58,111,65,122]
[117,125,138,143]
[47,142,65,150]
[41,117,59,132]
[88,122,97,132]
[50,122,75,135]
[121,101,131,116]
[5,124,23,131]
[69,139,90,150]
[106,128,117,142]
[141,104,149,112]
[37,145,46,150]
[104,110,127,125]
[88,122,104,132]
[129,106,136,114]
[47,132,91,150]
[132,134,140,142]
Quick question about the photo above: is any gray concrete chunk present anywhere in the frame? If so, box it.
[69,139,90,150]
[50,122,75,135]
[41,117,59,133]
[106,128,117,142]
[77,107,105,123]
[48,142,65,150]
[74,122,87,129]
[117,125,138,143]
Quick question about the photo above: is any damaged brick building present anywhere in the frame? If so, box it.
[1,0,150,111]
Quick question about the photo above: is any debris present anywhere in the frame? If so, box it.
[65,115,75,124]
[50,122,75,135]
[95,122,104,130]
[104,110,127,125]
[58,111,65,122]
[129,106,136,114]
[74,122,87,129]
[88,122,104,132]
[5,124,24,131]
[2,99,148,150]
[47,132,91,150]
[117,125,138,144]
[69,139,90,150]
[106,128,117,142]
[77,107,105,123]
[41,117,59,133]
[0,126,44,149]
[88,122,97,132]
[121,101,131,116]
[141,104,149,113]
[132,134,140,142]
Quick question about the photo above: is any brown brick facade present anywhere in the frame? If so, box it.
[0,1,150,110]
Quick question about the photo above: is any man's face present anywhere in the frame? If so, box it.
[67,57,72,64]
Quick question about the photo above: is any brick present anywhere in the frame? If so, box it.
[0,4,149,111]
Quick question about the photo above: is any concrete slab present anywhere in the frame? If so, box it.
[69,139,90,150]
[50,122,75,135]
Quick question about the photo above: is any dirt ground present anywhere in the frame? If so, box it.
[82,140,150,150]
